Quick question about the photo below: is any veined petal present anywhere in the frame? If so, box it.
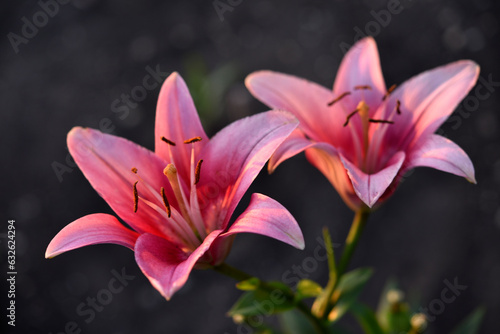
[268,129,315,173]
[134,230,222,300]
[198,110,298,230]
[340,151,405,208]
[155,72,208,182]
[245,71,346,145]
[67,127,179,241]
[46,214,139,258]
[220,193,304,250]
[304,143,361,211]
[376,60,479,153]
[333,37,386,118]
[407,134,476,183]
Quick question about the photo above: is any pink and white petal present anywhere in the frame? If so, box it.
[407,134,476,183]
[155,72,208,181]
[268,129,316,173]
[304,143,361,211]
[340,151,406,208]
[134,230,222,300]
[198,110,298,230]
[378,61,479,152]
[68,127,179,241]
[245,71,347,145]
[333,37,386,117]
[46,213,139,258]
[220,193,304,250]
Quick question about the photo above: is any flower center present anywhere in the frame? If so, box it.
[129,136,208,250]
[328,84,401,172]
[163,162,204,241]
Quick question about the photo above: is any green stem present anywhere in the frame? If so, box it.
[319,208,370,320]
[337,209,370,276]
[214,263,329,334]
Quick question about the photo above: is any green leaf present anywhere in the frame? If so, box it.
[280,310,351,334]
[279,310,317,334]
[386,303,411,333]
[450,307,486,334]
[327,268,374,323]
[236,277,261,291]
[350,302,385,334]
[296,279,323,301]
[266,281,294,295]
[336,267,373,294]
[322,227,337,277]
[375,279,399,330]
[228,284,295,318]
[310,228,337,318]
[374,281,411,333]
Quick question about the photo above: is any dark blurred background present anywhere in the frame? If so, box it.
[1,0,499,333]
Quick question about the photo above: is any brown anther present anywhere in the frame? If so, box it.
[133,181,139,213]
[354,85,372,90]
[369,119,394,124]
[195,159,203,185]
[184,137,203,144]
[382,84,397,101]
[395,99,401,114]
[327,91,351,106]
[131,167,138,174]
[343,108,360,127]
[161,136,176,146]
[160,187,171,218]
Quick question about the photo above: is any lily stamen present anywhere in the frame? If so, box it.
[184,137,202,144]
[396,99,402,114]
[164,164,189,218]
[195,159,203,185]
[131,167,138,174]
[161,136,176,146]
[328,91,351,106]
[138,193,200,249]
[160,187,171,218]
[343,108,360,127]
[164,164,202,241]
[382,84,397,101]
[133,181,139,213]
[369,119,394,124]
[354,85,372,90]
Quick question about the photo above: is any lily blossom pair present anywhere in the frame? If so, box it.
[246,37,479,210]
[47,36,479,300]
[46,73,304,299]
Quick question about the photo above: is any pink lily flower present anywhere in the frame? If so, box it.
[246,37,479,210]
[46,72,304,299]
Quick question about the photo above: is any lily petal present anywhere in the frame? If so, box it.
[134,230,222,300]
[198,110,298,230]
[220,193,304,250]
[46,213,139,258]
[333,37,386,117]
[407,134,476,183]
[245,71,345,145]
[155,72,209,182]
[67,127,179,241]
[268,129,315,173]
[303,143,360,210]
[340,151,406,208]
[377,60,479,152]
